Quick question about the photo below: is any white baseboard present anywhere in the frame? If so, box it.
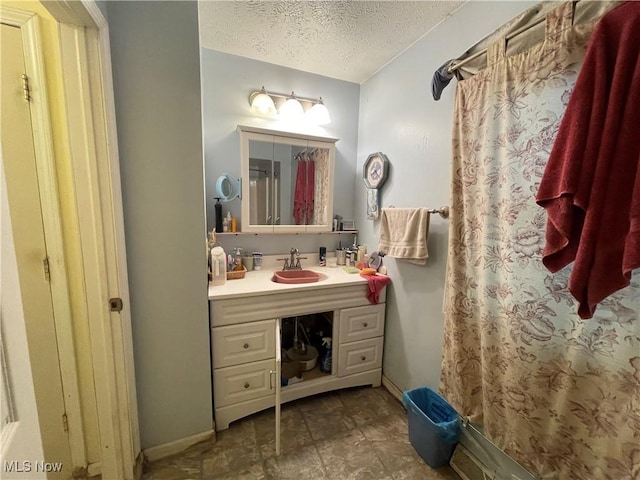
[381,374,403,404]
[142,429,215,463]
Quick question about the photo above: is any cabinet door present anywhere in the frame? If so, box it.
[212,319,276,368]
[339,304,385,344]
[238,125,337,233]
[275,318,281,456]
[213,359,276,408]
[337,337,383,377]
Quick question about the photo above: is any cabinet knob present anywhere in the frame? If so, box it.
[244,382,250,389]
[243,343,249,349]
[363,322,368,328]
[361,356,367,362]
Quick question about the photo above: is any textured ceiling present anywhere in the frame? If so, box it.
[198,1,465,83]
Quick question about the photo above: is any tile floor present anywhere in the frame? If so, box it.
[142,386,461,480]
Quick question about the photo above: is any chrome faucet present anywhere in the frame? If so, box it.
[289,248,298,268]
[292,248,307,270]
[277,248,307,270]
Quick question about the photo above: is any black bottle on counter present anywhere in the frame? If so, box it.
[214,197,223,233]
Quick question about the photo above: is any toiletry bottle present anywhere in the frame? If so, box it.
[230,217,237,233]
[320,337,332,373]
[210,246,227,286]
[214,198,223,233]
[319,247,326,266]
[223,211,230,232]
[232,247,244,271]
[252,252,263,270]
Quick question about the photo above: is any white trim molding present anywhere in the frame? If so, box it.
[80,0,142,462]
[57,19,142,479]
[34,0,141,478]
[381,374,404,404]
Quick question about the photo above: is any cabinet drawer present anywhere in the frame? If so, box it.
[338,337,383,377]
[210,284,379,327]
[339,304,385,344]
[212,319,276,368]
[213,359,276,408]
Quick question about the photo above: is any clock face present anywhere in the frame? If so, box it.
[369,161,382,182]
[363,153,389,189]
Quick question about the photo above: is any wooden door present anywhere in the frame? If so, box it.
[0,21,72,479]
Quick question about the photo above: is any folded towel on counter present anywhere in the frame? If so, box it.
[378,208,430,265]
[360,274,391,304]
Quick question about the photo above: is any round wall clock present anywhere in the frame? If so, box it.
[363,152,390,220]
[363,152,389,189]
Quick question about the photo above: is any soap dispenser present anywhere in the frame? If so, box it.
[214,198,223,233]
[223,211,231,232]
[210,246,227,286]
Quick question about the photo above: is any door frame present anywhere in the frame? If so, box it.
[44,1,141,478]
[1,2,140,478]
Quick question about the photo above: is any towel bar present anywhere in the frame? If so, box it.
[428,206,450,218]
[386,205,450,219]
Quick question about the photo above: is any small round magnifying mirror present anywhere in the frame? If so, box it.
[215,173,241,202]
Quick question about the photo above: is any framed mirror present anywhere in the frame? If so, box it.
[238,125,337,233]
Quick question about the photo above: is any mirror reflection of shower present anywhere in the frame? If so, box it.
[249,158,280,225]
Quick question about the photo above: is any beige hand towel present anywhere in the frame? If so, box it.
[378,208,430,265]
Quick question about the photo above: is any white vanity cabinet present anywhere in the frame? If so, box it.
[211,320,277,409]
[337,304,385,377]
[209,280,386,431]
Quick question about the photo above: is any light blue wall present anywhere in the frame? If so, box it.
[107,1,212,450]
[103,0,539,451]
[356,1,537,392]
[200,49,360,255]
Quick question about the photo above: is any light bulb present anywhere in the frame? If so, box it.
[307,97,331,125]
[249,87,277,116]
[279,92,304,121]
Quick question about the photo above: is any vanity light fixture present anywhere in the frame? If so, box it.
[249,86,277,116]
[248,88,331,125]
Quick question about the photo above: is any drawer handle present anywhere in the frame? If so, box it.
[243,343,250,349]
[361,355,367,362]
[363,322,368,328]
[244,382,250,389]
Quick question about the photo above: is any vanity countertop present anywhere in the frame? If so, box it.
[208,263,370,300]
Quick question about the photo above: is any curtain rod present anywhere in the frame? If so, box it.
[447,0,586,74]
[447,9,547,74]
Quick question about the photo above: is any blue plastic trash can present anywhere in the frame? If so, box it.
[402,387,460,468]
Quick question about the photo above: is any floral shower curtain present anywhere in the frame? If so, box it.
[311,147,329,225]
[440,3,640,479]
